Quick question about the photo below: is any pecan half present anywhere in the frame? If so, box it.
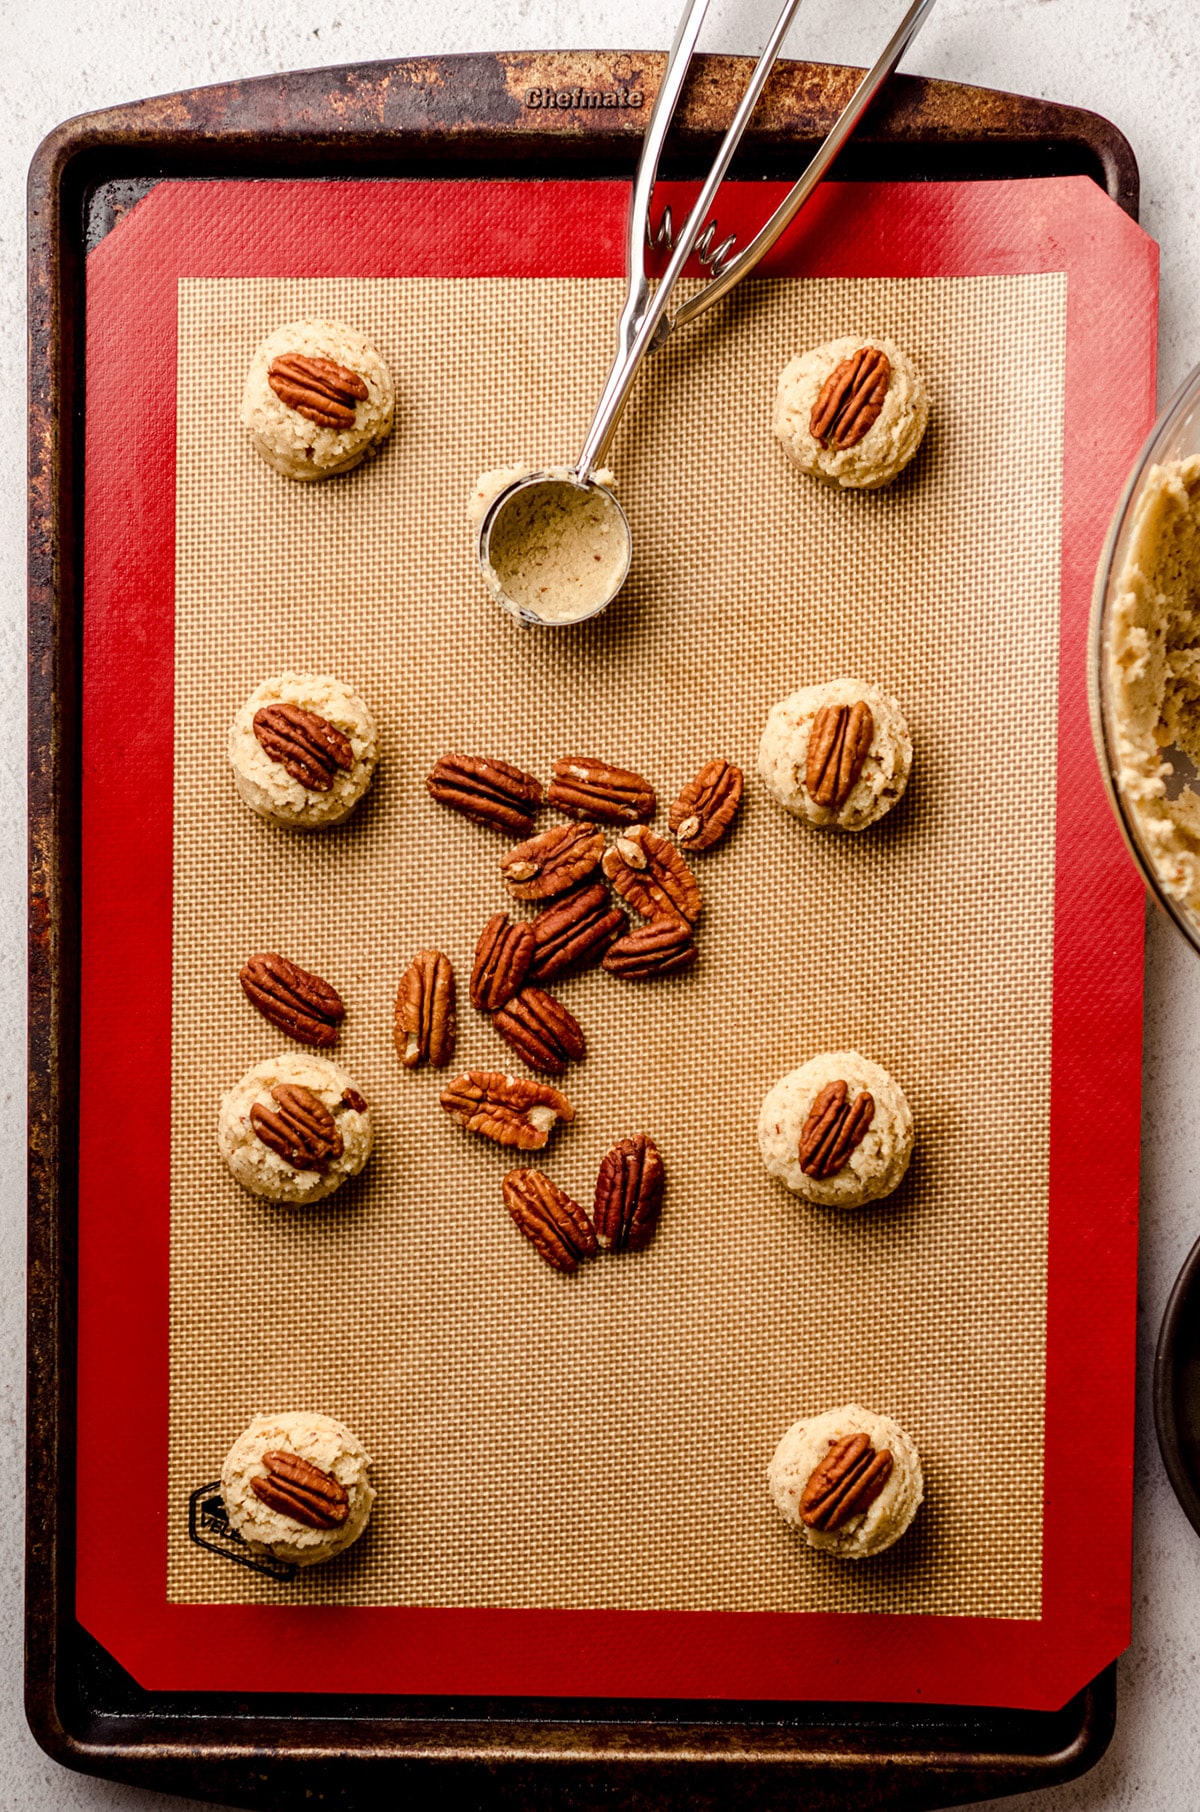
[440,1071,574,1150]
[548,757,656,825]
[529,883,628,982]
[501,821,606,902]
[669,759,744,852]
[809,347,891,451]
[394,950,456,1069]
[602,825,702,925]
[470,913,536,1011]
[250,1083,344,1171]
[426,753,543,838]
[250,1449,350,1529]
[267,352,369,430]
[503,1169,597,1272]
[252,703,355,792]
[798,1080,875,1179]
[593,1133,665,1253]
[239,953,345,1047]
[602,919,698,981]
[799,1433,894,1531]
[805,702,875,812]
[493,987,586,1076]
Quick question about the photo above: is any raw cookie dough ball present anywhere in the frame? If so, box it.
[768,1404,923,1559]
[241,319,394,481]
[774,336,929,490]
[758,1050,913,1208]
[229,671,378,830]
[219,1050,373,1204]
[758,677,911,832]
[221,1410,376,1567]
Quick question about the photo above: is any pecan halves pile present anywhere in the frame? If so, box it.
[394,949,456,1069]
[250,1450,351,1529]
[805,701,875,812]
[798,1080,875,1179]
[548,757,656,825]
[493,987,586,1076]
[669,759,744,852]
[470,913,536,1011]
[602,919,698,981]
[602,825,702,926]
[808,347,891,451]
[440,1071,575,1150]
[267,352,369,430]
[501,821,606,902]
[252,703,355,792]
[593,1133,666,1253]
[502,1169,597,1272]
[250,1083,344,1171]
[239,953,345,1047]
[528,882,628,983]
[426,753,543,838]
[798,1433,894,1531]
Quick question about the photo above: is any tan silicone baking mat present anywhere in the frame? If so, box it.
[169,269,1065,1616]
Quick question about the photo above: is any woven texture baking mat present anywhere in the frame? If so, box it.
[169,270,1065,1615]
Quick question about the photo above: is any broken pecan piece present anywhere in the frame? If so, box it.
[250,1449,350,1529]
[529,882,628,982]
[798,1080,875,1179]
[493,987,586,1076]
[440,1071,574,1150]
[602,825,702,925]
[799,1433,894,1531]
[250,1083,344,1171]
[548,757,656,825]
[426,753,543,838]
[593,1133,666,1253]
[602,919,698,981]
[805,701,875,812]
[501,821,606,902]
[252,703,355,792]
[394,950,456,1069]
[239,953,345,1047]
[809,347,891,451]
[470,913,536,1011]
[502,1169,597,1272]
[670,758,744,852]
[267,352,369,430]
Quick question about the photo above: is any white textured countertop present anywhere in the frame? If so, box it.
[6,1,1200,1806]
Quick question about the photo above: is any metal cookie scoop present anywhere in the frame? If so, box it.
[477,0,939,627]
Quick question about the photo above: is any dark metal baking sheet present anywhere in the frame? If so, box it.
[27,48,1134,1809]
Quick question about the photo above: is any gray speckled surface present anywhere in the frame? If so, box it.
[7,0,1200,1804]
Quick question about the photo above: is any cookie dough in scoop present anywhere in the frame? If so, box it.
[470,464,628,623]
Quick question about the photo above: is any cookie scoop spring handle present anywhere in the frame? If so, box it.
[574,0,939,483]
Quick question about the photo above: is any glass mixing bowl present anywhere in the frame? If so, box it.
[1090,360,1200,955]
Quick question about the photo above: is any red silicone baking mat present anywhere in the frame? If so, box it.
[77,174,1155,1707]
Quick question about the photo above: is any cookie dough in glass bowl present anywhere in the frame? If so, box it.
[220,1410,376,1567]
[774,336,929,491]
[758,677,912,832]
[758,1049,913,1208]
[1093,359,1200,954]
[768,1403,924,1559]
[241,319,393,481]
[229,671,378,830]
[218,1050,372,1204]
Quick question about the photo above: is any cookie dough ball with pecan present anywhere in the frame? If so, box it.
[218,1050,372,1204]
[221,1410,376,1567]
[774,336,929,490]
[758,1050,913,1208]
[229,672,378,830]
[758,677,911,832]
[768,1404,923,1559]
[241,319,393,481]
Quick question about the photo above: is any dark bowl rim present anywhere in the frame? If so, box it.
[1153,1227,1200,1538]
